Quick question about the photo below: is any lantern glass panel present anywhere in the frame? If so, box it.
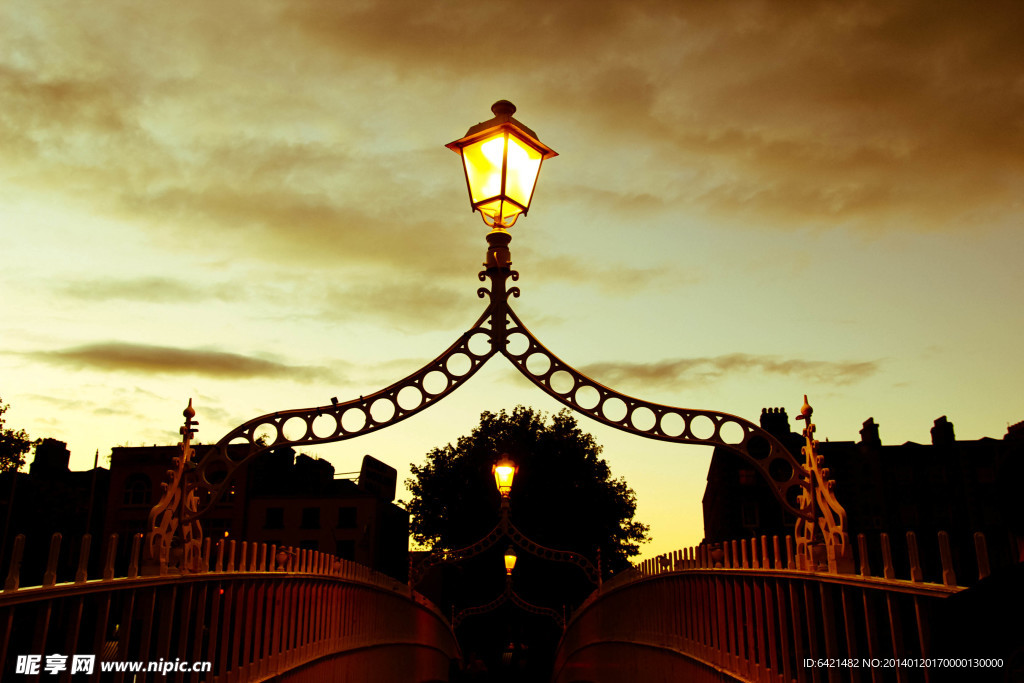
[462,134,506,204]
[504,134,543,208]
[477,198,521,228]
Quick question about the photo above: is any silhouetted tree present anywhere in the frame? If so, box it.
[0,398,32,474]
[409,405,649,574]
[409,407,649,675]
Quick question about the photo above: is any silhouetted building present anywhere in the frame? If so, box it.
[0,439,109,583]
[104,446,408,580]
[245,451,408,579]
[703,409,1024,583]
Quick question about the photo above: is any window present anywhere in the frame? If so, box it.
[301,507,321,529]
[124,474,152,506]
[265,507,284,529]
[299,539,319,551]
[337,506,357,529]
[738,470,756,486]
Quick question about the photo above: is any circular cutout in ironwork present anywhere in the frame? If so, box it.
[689,414,715,440]
[550,370,575,395]
[720,420,745,445]
[769,457,795,484]
[341,408,367,433]
[747,435,770,460]
[574,385,600,410]
[630,406,656,432]
[282,416,308,442]
[467,331,492,357]
[422,370,449,395]
[525,352,551,376]
[253,423,277,447]
[505,332,529,356]
[601,397,627,422]
[312,413,337,439]
[660,412,685,437]
[397,385,424,411]
[447,352,471,377]
[370,398,395,423]
[204,460,228,486]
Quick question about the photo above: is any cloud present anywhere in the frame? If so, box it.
[581,354,879,390]
[279,0,1024,232]
[3,0,1023,286]
[24,343,339,382]
[57,277,241,304]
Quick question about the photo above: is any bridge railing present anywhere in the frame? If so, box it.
[1,532,459,682]
[556,531,1003,683]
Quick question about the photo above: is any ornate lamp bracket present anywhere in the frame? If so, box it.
[794,396,854,573]
[409,503,601,587]
[150,228,822,572]
[452,575,565,631]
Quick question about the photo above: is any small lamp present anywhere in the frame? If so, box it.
[447,101,557,229]
[492,455,518,498]
[504,546,518,575]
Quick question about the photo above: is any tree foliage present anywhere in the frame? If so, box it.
[0,397,32,474]
[407,406,649,575]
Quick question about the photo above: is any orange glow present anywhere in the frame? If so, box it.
[504,546,517,575]
[448,103,556,229]
[492,455,518,497]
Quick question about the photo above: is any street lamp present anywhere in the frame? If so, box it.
[504,546,518,575]
[159,101,848,579]
[446,100,557,230]
[492,455,518,499]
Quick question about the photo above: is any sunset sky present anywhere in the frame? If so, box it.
[3,1,1023,559]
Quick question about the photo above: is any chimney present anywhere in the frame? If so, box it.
[931,416,955,447]
[759,407,791,438]
[859,418,881,448]
[29,438,71,478]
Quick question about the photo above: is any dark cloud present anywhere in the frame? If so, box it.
[581,354,879,389]
[24,343,338,382]
[57,277,241,304]
[281,0,1024,232]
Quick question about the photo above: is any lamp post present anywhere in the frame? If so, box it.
[149,101,852,578]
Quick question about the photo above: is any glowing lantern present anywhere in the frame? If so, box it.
[447,100,557,229]
[492,455,518,498]
[504,546,518,575]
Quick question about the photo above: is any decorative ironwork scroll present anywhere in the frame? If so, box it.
[149,227,846,574]
[794,396,854,573]
[452,576,564,630]
[409,502,600,587]
[143,400,203,574]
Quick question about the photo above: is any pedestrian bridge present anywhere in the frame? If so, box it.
[1,529,1017,682]
[0,533,458,682]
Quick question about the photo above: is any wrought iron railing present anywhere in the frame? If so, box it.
[1,532,459,682]
[556,530,1013,683]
